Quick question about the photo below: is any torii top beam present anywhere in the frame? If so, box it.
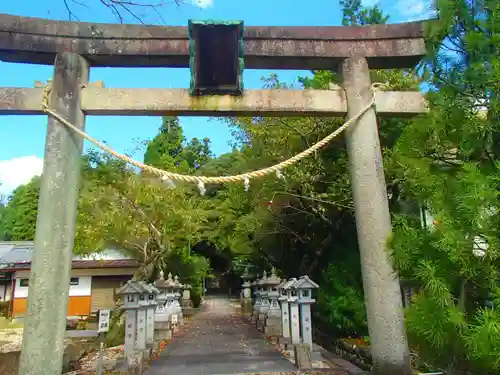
[0,13,426,70]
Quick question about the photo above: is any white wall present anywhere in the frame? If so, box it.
[0,284,5,301]
[77,249,132,261]
[13,274,91,298]
[5,283,11,301]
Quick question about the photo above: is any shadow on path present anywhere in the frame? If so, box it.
[146,296,296,375]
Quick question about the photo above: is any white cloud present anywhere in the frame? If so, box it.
[0,156,44,196]
[397,0,435,21]
[193,0,213,8]
[361,0,380,7]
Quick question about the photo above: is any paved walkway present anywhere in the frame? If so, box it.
[146,296,296,375]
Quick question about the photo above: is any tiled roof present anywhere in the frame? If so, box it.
[0,241,137,270]
[71,259,138,269]
[0,242,34,265]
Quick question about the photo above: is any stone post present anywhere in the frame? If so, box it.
[278,278,295,346]
[145,284,159,349]
[18,53,89,375]
[135,282,151,359]
[341,56,411,375]
[124,309,138,357]
[136,307,147,354]
[288,286,301,346]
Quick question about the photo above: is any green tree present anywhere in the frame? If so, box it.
[0,190,7,241]
[0,177,40,241]
[144,116,212,174]
[339,0,389,26]
[77,149,213,281]
[390,0,500,372]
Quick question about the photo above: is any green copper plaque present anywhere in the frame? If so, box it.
[188,20,244,96]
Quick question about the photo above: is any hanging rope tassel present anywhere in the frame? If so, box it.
[162,175,176,188]
[197,180,206,195]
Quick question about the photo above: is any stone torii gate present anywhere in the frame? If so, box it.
[0,14,427,375]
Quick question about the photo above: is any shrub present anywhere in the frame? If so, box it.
[191,287,202,308]
[0,301,9,317]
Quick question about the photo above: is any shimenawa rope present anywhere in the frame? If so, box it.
[41,83,385,192]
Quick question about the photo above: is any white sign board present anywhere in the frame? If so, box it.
[171,314,178,324]
[98,309,111,333]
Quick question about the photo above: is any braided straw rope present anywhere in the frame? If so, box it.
[41,83,385,186]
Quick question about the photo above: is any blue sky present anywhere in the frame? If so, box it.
[0,0,432,195]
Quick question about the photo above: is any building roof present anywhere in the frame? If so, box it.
[0,241,138,271]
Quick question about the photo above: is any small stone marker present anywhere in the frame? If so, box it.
[97,309,111,333]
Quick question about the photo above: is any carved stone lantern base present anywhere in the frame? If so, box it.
[154,321,172,341]
[126,350,144,375]
[264,316,282,337]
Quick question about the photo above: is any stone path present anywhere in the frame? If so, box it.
[146,296,296,375]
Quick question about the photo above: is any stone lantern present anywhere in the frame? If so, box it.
[251,278,262,323]
[117,280,143,358]
[264,268,282,336]
[256,271,270,329]
[154,270,172,340]
[162,273,179,330]
[240,267,253,301]
[278,278,296,345]
[182,283,192,308]
[240,267,253,314]
[173,275,185,326]
[293,275,319,350]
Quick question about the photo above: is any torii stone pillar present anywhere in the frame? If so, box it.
[341,56,411,375]
[17,53,89,375]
